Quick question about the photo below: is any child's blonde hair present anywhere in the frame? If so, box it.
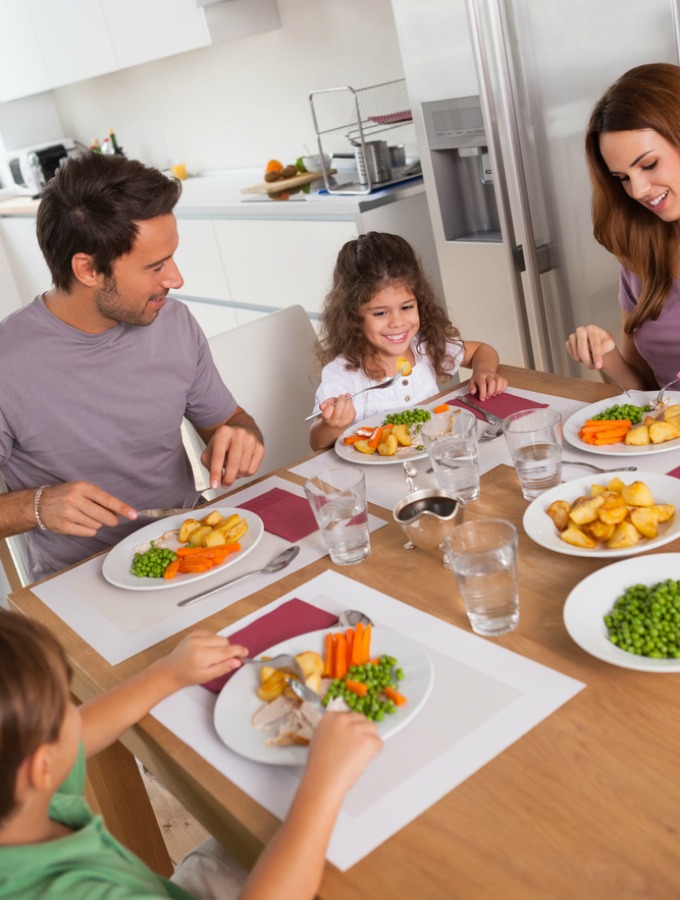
[317,232,461,380]
[0,612,71,825]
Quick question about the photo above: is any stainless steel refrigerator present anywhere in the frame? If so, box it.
[390,0,680,375]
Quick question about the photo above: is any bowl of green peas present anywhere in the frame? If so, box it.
[564,553,680,671]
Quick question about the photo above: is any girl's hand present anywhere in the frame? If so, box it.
[565,325,616,370]
[469,370,508,401]
[304,712,382,797]
[318,394,356,430]
[161,630,247,690]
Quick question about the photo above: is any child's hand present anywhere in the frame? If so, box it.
[469,370,508,401]
[318,394,356,430]
[304,712,382,797]
[161,630,247,690]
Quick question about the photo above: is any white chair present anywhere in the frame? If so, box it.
[183,305,320,490]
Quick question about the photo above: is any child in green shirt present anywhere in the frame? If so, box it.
[0,613,382,899]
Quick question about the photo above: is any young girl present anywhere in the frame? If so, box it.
[0,613,381,900]
[310,232,507,451]
[566,63,680,390]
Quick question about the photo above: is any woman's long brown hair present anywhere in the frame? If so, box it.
[585,63,680,334]
[317,232,461,380]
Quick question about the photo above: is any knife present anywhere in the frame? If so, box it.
[456,396,504,425]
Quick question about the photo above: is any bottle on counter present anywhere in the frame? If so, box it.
[109,128,125,157]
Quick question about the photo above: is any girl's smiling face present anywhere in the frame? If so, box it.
[600,128,680,221]
[359,282,420,370]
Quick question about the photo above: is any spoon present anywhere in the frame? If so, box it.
[304,366,408,421]
[176,545,300,607]
[338,609,374,627]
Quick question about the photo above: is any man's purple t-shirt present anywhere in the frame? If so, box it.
[0,296,237,580]
[619,266,680,388]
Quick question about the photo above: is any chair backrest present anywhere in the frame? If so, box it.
[0,473,31,592]
[183,305,320,489]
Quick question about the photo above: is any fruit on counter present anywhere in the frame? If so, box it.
[280,164,298,179]
[265,159,283,174]
[264,171,282,183]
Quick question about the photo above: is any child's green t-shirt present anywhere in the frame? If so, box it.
[0,743,195,899]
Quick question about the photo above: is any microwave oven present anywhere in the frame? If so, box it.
[7,138,77,195]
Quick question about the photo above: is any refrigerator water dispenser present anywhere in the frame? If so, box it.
[422,96,500,242]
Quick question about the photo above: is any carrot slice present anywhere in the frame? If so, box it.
[368,426,385,449]
[335,633,348,679]
[343,434,363,445]
[362,624,371,663]
[345,679,369,697]
[323,633,334,677]
[163,559,180,579]
[351,622,365,665]
[383,686,407,706]
[345,628,354,664]
[178,563,210,573]
[433,403,450,414]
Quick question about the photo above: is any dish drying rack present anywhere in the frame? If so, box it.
[309,79,421,195]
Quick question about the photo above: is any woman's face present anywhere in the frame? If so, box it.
[599,128,680,222]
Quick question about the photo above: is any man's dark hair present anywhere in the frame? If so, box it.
[37,152,183,291]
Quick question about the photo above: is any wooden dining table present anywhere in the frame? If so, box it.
[8,365,680,900]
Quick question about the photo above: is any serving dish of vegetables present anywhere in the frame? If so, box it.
[564,553,680,671]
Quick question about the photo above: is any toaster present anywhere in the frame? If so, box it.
[7,139,77,195]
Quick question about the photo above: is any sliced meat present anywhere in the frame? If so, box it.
[251,694,297,729]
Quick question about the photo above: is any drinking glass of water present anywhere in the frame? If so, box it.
[502,408,563,500]
[444,519,519,636]
[421,409,480,502]
[304,467,371,565]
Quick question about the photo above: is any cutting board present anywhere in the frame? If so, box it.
[241,169,336,195]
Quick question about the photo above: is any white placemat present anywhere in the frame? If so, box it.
[152,570,584,871]
[28,476,386,665]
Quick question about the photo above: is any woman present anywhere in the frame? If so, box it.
[565,63,680,391]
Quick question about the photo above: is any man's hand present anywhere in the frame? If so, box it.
[37,481,137,535]
[199,409,265,489]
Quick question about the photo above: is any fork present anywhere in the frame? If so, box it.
[652,376,680,409]
[479,419,505,442]
[304,368,408,421]
[242,655,322,707]
[562,459,637,474]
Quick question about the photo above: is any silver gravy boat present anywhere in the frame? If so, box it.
[393,488,465,563]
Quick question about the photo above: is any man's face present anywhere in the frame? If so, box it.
[93,214,184,327]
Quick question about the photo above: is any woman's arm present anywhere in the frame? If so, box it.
[565,311,655,389]
[460,341,507,400]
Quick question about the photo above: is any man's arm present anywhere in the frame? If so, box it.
[196,407,265,489]
[0,481,137,540]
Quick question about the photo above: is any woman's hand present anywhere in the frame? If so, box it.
[469,369,508,400]
[565,325,616,370]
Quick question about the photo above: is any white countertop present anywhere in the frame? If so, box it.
[0,169,424,222]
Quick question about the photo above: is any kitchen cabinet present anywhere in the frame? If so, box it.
[0,0,280,100]
[27,0,118,90]
[212,219,357,315]
[0,217,51,302]
[0,1,51,102]
[0,232,22,318]
[100,0,209,71]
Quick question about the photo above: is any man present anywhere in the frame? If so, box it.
[0,152,264,582]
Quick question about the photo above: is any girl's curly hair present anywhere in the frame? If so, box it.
[317,232,461,379]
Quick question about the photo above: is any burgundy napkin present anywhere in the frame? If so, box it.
[667,466,680,479]
[202,598,338,693]
[236,488,318,542]
[444,391,548,422]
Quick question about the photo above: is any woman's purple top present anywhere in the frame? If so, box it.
[619,266,680,388]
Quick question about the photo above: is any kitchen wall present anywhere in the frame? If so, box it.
[50,0,409,174]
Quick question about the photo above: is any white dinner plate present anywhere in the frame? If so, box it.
[523,471,680,558]
[214,625,434,765]
[563,391,680,456]
[102,507,264,591]
[334,407,431,465]
[563,553,680,671]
